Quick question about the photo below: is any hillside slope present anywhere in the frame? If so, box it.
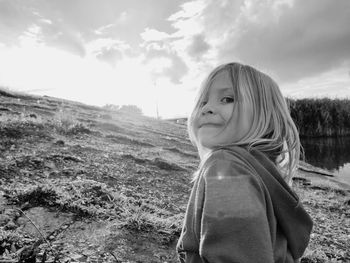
[0,91,349,262]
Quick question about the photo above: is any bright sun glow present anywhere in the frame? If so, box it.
[0,39,171,117]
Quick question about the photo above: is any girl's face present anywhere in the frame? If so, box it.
[193,69,253,150]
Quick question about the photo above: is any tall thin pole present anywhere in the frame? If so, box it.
[155,81,160,119]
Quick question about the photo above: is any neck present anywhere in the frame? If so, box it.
[198,146,211,162]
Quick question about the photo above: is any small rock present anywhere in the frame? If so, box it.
[82,250,94,256]
[0,192,6,212]
[55,140,65,146]
[4,248,10,257]
[4,208,20,220]
[11,243,16,253]
[45,161,57,170]
[70,253,84,260]
[23,238,34,244]
[0,214,11,226]
[5,208,20,218]
[4,220,17,230]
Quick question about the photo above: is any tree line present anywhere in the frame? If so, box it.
[103,104,143,115]
[288,98,350,137]
[101,99,350,138]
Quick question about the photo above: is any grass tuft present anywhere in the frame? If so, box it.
[5,179,125,218]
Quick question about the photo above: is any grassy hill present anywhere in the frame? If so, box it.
[0,89,349,262]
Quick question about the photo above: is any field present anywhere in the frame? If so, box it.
[0,90,349,262]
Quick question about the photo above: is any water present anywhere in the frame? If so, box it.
[300,136,350,184]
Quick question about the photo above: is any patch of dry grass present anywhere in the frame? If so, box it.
[293,183,350,262]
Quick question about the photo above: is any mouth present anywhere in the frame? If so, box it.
[198,123,223,129]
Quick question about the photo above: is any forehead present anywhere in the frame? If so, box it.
[207,69,233,94]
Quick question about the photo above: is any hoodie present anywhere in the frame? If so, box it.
[176,146,313,263]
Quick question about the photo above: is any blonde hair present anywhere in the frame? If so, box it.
[188,62,301,184]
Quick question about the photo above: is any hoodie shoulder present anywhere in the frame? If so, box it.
[201,149,258,178]
[199,149,266,196]
[203,148,255,168]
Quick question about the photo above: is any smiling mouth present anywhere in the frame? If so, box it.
[199,123,223,128]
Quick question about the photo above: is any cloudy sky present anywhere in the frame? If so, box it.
[0,0,349,118]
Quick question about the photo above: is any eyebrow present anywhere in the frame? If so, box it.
[217,87,234,93]
[219,87,233,91]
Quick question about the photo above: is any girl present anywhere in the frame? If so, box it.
[176,63,313,263]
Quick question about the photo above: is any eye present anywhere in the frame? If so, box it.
[200,100,207,107]
[221,96,234,103]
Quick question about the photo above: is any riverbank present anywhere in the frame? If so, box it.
[292,168,350,262]
[298,161,350,190]
[0,91,349,262]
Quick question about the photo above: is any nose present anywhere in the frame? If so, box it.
[201,102,214,115]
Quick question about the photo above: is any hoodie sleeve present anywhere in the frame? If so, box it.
[199,157,275,263]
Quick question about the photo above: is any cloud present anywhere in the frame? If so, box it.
[166,0,350,84]
[0,1,37,45]
[220,0,350,82]
[141,28,173,42]
[144,0,237,85]
[142,45,188,83]
[283,66,350,98]
[214,0,350,82]
[187,34,210,59]
[38,23,86,57]
[86,38,130,66]
[95,48,123,66]
[0,0,187,57]
[140,1,214,84]
[0,0,93,56]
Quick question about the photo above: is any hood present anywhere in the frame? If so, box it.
[223,146,313,259]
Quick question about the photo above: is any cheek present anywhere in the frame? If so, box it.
[190,118,203,143]
[223,105,234,121]
[191,118,200,134]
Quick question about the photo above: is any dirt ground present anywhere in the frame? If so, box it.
[0,91,349,262]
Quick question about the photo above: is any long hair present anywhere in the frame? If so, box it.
[188,62,301,184]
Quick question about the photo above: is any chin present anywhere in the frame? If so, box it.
[198,140,217,150]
